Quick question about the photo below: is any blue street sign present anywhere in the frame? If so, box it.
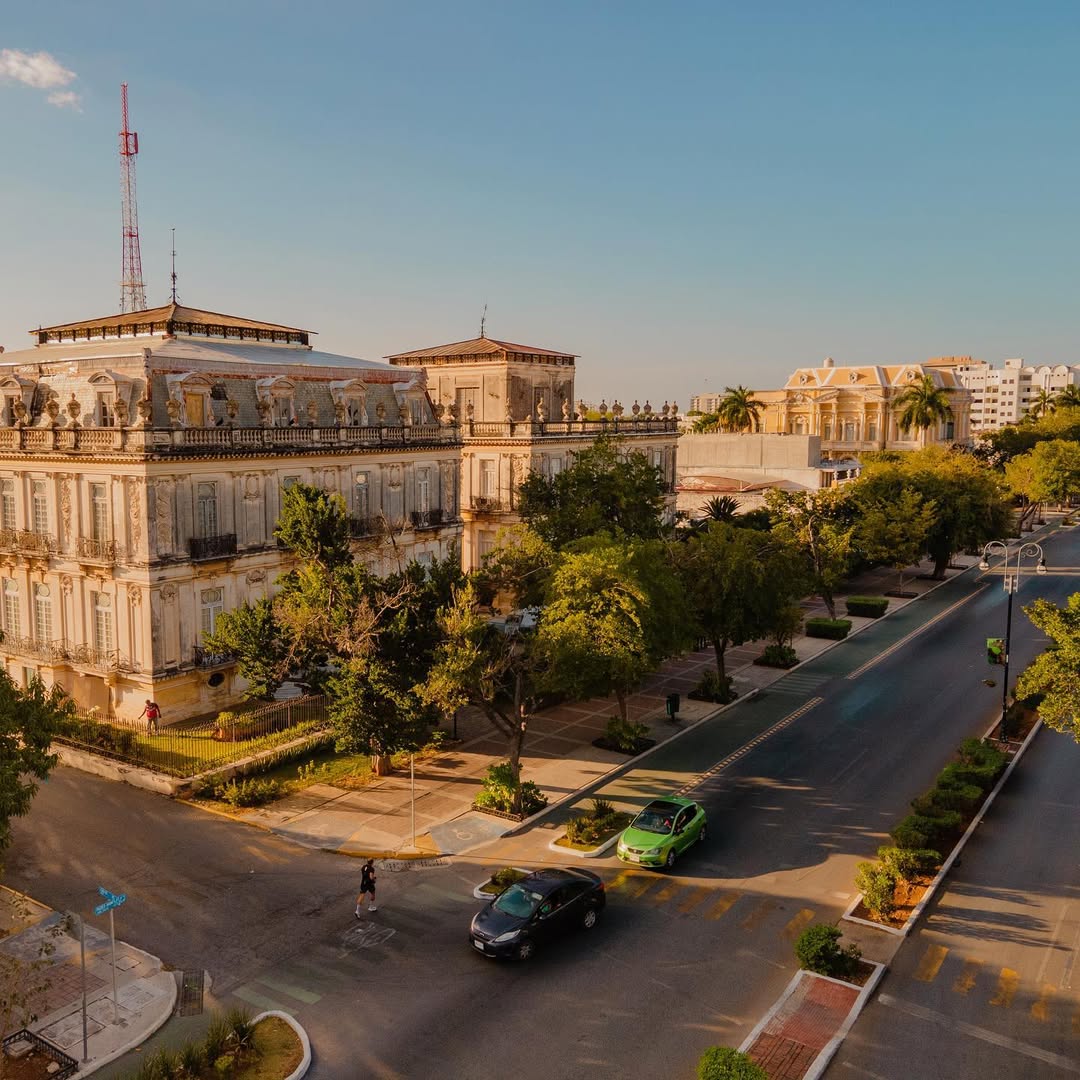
[94,886,127,917]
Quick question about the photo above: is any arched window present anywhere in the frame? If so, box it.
[33,584,52,643]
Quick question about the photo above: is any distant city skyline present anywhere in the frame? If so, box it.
[3,1,1080,405]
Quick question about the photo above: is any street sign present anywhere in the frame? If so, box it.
[94,886,126,917]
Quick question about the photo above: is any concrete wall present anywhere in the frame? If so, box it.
[679,432,820,470]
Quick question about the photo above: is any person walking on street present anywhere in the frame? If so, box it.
[139,699,162,735]
[355,859,377,915]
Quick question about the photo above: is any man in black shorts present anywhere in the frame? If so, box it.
[355,859,377,915]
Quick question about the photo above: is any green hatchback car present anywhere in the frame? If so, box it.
[616,797,707,869]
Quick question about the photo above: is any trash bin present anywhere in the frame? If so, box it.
[666,693,680,719]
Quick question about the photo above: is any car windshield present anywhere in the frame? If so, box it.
[493,884,545,918]
[632,807,678,834]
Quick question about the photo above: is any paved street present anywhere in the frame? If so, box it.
[826,726,1080,1080]
[7,526,1080,1079]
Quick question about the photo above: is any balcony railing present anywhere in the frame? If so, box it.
[348,516,379,538]
[470,496,505,513]
[0,528,58,556]
[410,509,445,530]
[189,533,238,561]
[0,634,136,673]
[76,537,118,563]
[461,417,679,440]
[192,645,234,669]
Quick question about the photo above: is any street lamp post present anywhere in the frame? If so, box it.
[979,540,1046,739]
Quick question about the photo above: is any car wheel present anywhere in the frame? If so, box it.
[582,907,600,930]
[517,939,535,962]
[665,848,677,870]
[698,823,707,845]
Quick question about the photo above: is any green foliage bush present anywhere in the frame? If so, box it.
[913,782,983,816]
[210,776,281,807]
[855,862,897,919]
[489,866,527,891]
[691,669,737,703]
[603,715,650,752]
[957,738,1007,772]
[795,923,861,978]
[877,845,940,881]
[757,644,799,668]
[937,761,1000,793]
[565,796,625,846]
[844,596,889,618]
[890,815,930,850]
[804,617,853,640]
[697,1046,769,1080]
[474,761,548,816]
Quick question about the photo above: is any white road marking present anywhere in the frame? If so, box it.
[1036,902,1071,986]
[877,993,1080,1074]
[337,922,396,957]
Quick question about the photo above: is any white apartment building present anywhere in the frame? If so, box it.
[0,302,461,720]
[947,358,1080,431]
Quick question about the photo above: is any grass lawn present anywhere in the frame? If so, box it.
[232,1016,304,1079]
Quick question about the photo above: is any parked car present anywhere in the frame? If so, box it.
[469,868,606,960]
[616,797,707,869]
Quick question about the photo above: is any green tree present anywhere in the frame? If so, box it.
[1017,593,1080,740]
[517,435,666,547]
[1029,387,1057,419]
[204,597,288,700]
[976,405,1080,466]
[1055,385,1080,409]
[691,412,721,433]
[856,447,1012,579]
[697,1046,768,1080]
[852,486,936,593]
[419,583,541,807]
[893,374,954,438]
[1008,440,1080,509]
[274,482,352,569]
[0,672,73,861]
[766,488,854,617]
[699,495,741,523]
[677,523,807,686]
[716,385,763,433]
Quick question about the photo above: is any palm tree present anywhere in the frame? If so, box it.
[691,412,721,433]
[700,495,741,522]
[893,374,953,439]
[1028,388,1057,419]
[1054,384,1080,409]
[716,386,763,433]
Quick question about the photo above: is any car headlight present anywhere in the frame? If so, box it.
[617,840,627,851]
[644,848,661,857]
[493,929,522,943]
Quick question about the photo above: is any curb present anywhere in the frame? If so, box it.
[251,1010,311,1080]
[78,971,178,1077]
[842,717,1044,938]
[471,868,532,901]
[545,831,622,860]
[738,963,886,1080]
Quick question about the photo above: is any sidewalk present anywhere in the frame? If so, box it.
[0,887,176,1076]
[241,553,981,859]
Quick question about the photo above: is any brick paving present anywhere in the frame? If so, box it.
[747,975,859,1080]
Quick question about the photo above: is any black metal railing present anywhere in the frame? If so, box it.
[0,634,136,673]
[470,496,504,513]
[189,533,237,560]
[77,536,118,562]
[2,1031,78,1080]
[348,516,379,538]
[192,645,234,669]
[410,508,444,529]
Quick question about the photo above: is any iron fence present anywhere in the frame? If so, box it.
[55,694,330,778]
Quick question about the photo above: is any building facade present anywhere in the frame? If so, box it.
[750,358,971,458]
[0,303,461,719]
[947,358,1080,431]
[386,336,680,568]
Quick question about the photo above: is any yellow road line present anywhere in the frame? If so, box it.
[739,898,777,933]
[990,968,1020,1008]
[953,959,982,995]
[781,908,816,941]
[914,944,949,983]
[606,872,631,893]
[706,891,740,920]
[675,886,711,914]
[1031,984,1055,1023]
[624,874,661,901]
[650,881,683,906]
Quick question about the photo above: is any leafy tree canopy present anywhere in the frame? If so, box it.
[975,405,1080,466]
[204,597,289,700]
[1005,440,1080,507]
[1017,593,1080,741]
[274,482,352,569]
[893,374,954,435]
[517,435,666,548]
[852,486,936,588]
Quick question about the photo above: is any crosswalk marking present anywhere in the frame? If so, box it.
[781,908,815,941]
[255,975,321,1005]
[233,986,280,1011]
[606,871,630,893]
[914,944,949,983]
[706,891,740,921]
[623,875,661,901]
[650,881,683,906]
[1031,984,1054,1023]
[990,968,1020,1008]
[739,898,777,932]
[675,886,711,914]
[953,959,982,995]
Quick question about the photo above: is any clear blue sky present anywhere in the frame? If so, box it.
[2,1,1079,404]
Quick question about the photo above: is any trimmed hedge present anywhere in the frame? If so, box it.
[845,595,889,618]
[805,617,853,640]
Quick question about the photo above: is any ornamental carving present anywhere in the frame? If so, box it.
[45,395,61,427]
[561,398,571,420]
[129,483,142,553]
[155,479,174,555]
[387,464,402,490]
[66,393,81,426]
[246,569,267,585]
[114,397,129,426]
[160,583,177,604]
[60,575,73,596]
[244,474,261,500]
[135,398,153,427]
[306,398,319,424]
[128,585,142,608]
[59,476,71,545]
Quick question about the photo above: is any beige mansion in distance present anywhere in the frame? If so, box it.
[0,303,676,720]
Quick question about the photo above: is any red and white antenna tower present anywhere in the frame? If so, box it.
[119,83,147,313]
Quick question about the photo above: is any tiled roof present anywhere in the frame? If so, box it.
[385,335,576,361]
[30,302,313,336]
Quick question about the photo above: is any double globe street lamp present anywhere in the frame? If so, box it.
[979,540,1047,739]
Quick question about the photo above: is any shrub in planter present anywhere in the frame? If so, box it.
[756,643,798,668]
[690,669,737,704]
[488,867,527,892]
[474,761,548,816]
[565,796,623,846]
[890,815,930,850]
[697,1046,768,1080]
[958,738,1007,773]
[804,617,853,640]
[844,595,889,618]
[938,761,1000,792]
[795,923,861,978]
[603,715,650,753]
[855,862,897,919]
[878,845,940,881]
[917,782,984,815]
[211,776,280,807]
[901,810,962,847]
